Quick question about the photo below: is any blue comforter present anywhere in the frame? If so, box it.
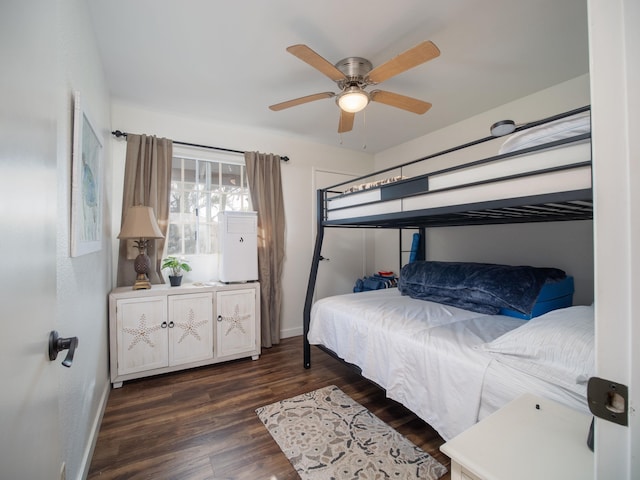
[398,261,566,315]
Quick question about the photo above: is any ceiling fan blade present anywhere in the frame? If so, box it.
[269,92,335,111]
[338,110,355,133]
[370,90,432,114]
[366,40,440,84]
[286,44,347,82]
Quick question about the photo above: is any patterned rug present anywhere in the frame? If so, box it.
[256,385,447,479]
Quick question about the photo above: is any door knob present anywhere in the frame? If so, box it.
[48,331,79,368]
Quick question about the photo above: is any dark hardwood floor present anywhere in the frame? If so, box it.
[88,336,450,479]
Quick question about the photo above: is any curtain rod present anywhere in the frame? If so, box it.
[111,130,289,162]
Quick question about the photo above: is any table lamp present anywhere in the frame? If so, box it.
[117,205,164,290]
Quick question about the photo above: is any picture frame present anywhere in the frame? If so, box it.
[71,91,103,257]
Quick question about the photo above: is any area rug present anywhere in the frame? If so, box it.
[255,385,447,479]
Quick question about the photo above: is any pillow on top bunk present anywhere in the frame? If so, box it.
[478,305,594,389]
[499,110,591,154]
[398,261,566,315]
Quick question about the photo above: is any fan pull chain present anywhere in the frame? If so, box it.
[361,109,367,150]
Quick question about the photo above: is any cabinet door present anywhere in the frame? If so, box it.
[116,296,168,375]
[168,292,214,366]
[215,288,257,358]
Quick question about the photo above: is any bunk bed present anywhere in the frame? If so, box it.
[302,105,594,441]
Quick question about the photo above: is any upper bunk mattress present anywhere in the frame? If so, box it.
[326,139,591,222]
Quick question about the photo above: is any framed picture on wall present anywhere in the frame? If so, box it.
[71,91,103,257]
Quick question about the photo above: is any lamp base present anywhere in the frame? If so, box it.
[132,276,152,290]
[132,251,152,290]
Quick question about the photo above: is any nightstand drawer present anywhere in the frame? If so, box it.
[461,469,481,480]
[450,461,482,480]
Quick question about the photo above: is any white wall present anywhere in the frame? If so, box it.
[375,75,591,170]
[56,0,113,478]
[109,103,373,338]
[372,75,594,305]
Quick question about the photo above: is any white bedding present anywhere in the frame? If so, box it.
[478,304,594,420]
[308,289,593,441]
[478,360,590,423]
[308,288,525,440]
[499,110,591,154]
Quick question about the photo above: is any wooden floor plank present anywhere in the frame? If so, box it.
[88,336,451,479]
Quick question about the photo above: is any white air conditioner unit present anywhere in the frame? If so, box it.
[219,211,258,283]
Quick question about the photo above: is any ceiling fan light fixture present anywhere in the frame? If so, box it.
[337,87,370,113]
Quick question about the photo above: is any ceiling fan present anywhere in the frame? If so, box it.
[269,40,440,133]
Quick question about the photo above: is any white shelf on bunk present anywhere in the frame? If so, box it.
[440,393,593,480]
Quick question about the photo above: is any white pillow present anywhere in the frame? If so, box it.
[499,111,591,154]
[478,305,594,390]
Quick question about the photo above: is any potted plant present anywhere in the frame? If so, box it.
[161,256,192,286]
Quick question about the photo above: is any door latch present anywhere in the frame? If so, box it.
[587,377,628,426]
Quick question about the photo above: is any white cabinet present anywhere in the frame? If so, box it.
[109,282,260,388]
[168,292,214,366]
[440,393,593,480]
[115,295,168,375]
[215,288,259,359]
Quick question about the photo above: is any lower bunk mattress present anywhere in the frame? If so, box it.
[307,288,593,441]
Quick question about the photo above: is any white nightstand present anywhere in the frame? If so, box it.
[440,393,594,480]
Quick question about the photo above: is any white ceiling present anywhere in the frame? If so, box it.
[87,0,589,153]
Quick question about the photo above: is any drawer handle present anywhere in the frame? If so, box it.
[168,321,175,328]
[161,321,168,328]
[217,315,223,322]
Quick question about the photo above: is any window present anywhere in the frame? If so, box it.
[165,150,251,258]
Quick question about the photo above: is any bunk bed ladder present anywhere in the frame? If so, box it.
[303,190,325,368]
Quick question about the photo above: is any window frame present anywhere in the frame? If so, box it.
[165,145,252,260]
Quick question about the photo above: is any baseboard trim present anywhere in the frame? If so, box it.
[78,379,110,480]
[281,326,303,339]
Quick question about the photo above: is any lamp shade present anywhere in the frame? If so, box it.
[337,87,370,113]
[117,205,164,239]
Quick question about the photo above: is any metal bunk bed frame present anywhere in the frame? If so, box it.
[303,105,592,368]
